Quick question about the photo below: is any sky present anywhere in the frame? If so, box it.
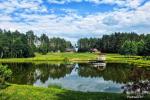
[0,0,150,43]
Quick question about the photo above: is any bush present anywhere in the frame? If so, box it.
[0,64,12,85]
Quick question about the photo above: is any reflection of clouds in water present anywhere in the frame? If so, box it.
[103,86,122,93]
[34,69,41,78]
[8,62,150,93]
[34,72,123,93]
[34,79,43,86]
[69,64,78,76]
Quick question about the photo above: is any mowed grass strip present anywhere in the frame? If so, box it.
[0,84,126,100]
[106,54,150,67]
[0,52,98,63]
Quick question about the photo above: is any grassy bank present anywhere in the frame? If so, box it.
[0,53,98,63]
[0,53,150,67]
[0,84,126,100]
[106,54,150,67]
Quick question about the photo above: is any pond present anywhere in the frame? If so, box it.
[3,62,150,93]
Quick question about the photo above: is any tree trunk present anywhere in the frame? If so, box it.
[0,51,3,58]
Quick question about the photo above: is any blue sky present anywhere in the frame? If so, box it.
[0,0,150,43]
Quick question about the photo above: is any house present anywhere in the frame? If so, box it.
[90,48,101,53]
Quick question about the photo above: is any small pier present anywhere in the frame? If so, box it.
[89,54,106,70]
[97,54,106,61]
[89,53,106,63]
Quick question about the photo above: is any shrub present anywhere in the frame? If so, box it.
[0,64,12,85]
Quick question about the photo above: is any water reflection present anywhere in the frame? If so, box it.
[121,66,150,98]
[78,63,150,83]
[5,63,74,84]
[2,62,150,93]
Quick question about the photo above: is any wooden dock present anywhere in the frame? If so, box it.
[88,54,106,70]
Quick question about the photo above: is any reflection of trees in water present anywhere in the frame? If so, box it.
[4,63,35,85]
[78,63,150,84]
[122,67,150,98]
[128,67,150,82]
[5,63,74,84]
[4,62,150,89]
[78,63,104,78]
[35,64,74,83]
[78,63,150,97]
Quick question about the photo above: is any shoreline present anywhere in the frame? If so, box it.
[0,53,150,67]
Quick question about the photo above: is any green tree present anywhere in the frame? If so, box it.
[120,41,138,55]
[137,40,145,55]
[26,30,36,51]
[143,36,150,56]
[49,37,73,52]
[38,34,49,55]
[77,38,98,52]
[0,29,34,58]
[38,44,48,55]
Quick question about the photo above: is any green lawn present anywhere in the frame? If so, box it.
[1,53,150,67]
[106,54,150,67]
[0,84,126,100]
[1,84,150,100]
[0,52,98,63]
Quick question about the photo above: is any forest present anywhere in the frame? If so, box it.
[78,32,150,56]
[1,29,150,58]
[0,29,73,58]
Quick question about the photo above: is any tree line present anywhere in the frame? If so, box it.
[1,29,150,58]
[0,29,73,58]
[77,32,150,56]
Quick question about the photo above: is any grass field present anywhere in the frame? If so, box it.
[106,54,150,67]
[0,53,150,67]
[1,84,150,100]
[0,52,98,63]
[0,84,126,100]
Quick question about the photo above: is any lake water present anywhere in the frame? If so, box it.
[3,62,150,93]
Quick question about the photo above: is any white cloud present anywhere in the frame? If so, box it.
[0,0,150,42]
[47,0,144,9]
[47,0,83,4]
[0,0,46,14]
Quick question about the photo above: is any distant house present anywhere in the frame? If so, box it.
[90,48,100,53]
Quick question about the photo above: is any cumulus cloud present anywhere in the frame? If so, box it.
[47,0,83,4]
[47,0,144,9]
[0,0,150,42]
